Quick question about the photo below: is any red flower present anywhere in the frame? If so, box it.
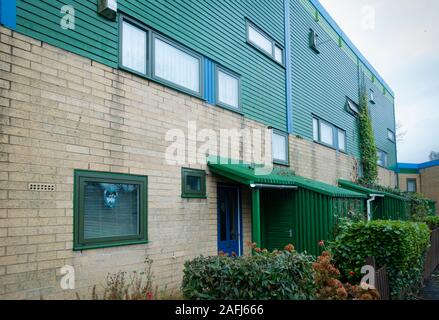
[146,292,154,300]
[318,240,325,247]
[349,271,356,277]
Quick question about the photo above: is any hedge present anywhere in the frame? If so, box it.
[182,248,316,300]
[414,216,439,230]
[330,220,431,299]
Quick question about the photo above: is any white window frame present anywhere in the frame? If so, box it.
[246,20,284,65]
[272,130,289,165]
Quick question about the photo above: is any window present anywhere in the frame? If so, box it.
[407,179,417,193]
[387,129,395,142]
[121,20,147,74]
[216,67,240,110]
[309,29,320,53]
[182,168,206,198]
[377,149,388,167]
[120,16,203,97]
[346,98,359,115]
[153,37,201,94]
[274,45,283,64]
[74,170,148,250]
[370,89,375,104]
[272,130,289,165]
[247,21,284,64]
[313,117,346,152]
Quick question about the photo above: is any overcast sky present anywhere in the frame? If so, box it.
[319,0,439,163]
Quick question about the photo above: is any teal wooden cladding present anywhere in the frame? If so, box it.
[16,0,287,131]
[289,0,360,158]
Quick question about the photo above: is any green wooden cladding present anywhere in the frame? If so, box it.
[261,188,365,257]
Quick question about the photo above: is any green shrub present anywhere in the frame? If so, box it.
[414,216,439,230]
[182,248,316,300]
[329,220,431,299]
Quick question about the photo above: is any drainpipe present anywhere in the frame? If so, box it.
[367,194,384,221]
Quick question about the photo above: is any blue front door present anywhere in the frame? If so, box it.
[217,185,241,256]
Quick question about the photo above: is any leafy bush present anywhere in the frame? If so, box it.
[182,246,316,300]
[313,251,380,300]
[407,192,434,219]
[329,220,431,299]
[414,216,439,230]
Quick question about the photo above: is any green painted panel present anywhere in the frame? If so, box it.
[16,0,287,131]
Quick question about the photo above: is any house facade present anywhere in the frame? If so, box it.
[397,161,439,215]
[0,0,397,299]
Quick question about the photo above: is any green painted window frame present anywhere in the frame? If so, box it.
[73,170,148,251]
[246,19,285,67]
[119,14,204,99]
[215,65,242,113]
[181,168,207,199]
[406,178,417,193]
[312,116,347,153]
[272,129,289,166]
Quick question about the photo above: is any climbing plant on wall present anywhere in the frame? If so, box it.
[357,83,378,185]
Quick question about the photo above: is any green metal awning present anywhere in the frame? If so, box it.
[207,157,366,198]
[338,179,408,201]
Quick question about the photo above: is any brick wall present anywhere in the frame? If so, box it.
[398,173,421,193]
[0,27,396,299]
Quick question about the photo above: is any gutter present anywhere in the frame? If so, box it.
[250,183,298,190]
[367,194,384,221]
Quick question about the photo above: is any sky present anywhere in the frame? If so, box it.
[319,0,439,163]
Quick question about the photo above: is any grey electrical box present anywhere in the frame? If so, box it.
[98,0,118,21]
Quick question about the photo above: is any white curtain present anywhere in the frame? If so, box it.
[248,25,272,55]
[122,21,147,74]
[218,70,239,108]
[272,133,287,162]
[313,118,319,141]
[154,38,200,93]
[320,122,334,146]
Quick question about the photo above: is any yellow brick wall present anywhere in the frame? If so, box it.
[398,173,421,193]
[420,167,439,215]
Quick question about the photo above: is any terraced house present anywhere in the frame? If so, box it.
[0,0,398,299]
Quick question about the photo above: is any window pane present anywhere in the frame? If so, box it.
[274,46,283,63]
[388,130,394,141]
[313,118,319,141]
[218,70,239,109]
[407,180,416,193]
[338,130,346,151]
[154,38,200,93]
[347,100,359,114]
[122,21,147,74]
[83,182,139,239]
[248,25,273,55]
[320,121,334,146]
[186,175,201,192]
[273,132,287,162]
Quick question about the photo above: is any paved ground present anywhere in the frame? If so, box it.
[420,268,439,300]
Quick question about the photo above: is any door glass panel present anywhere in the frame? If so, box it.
[229,193,237,241]
[219,200,227,241]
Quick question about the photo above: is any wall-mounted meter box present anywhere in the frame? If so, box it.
[98,0,117,21]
